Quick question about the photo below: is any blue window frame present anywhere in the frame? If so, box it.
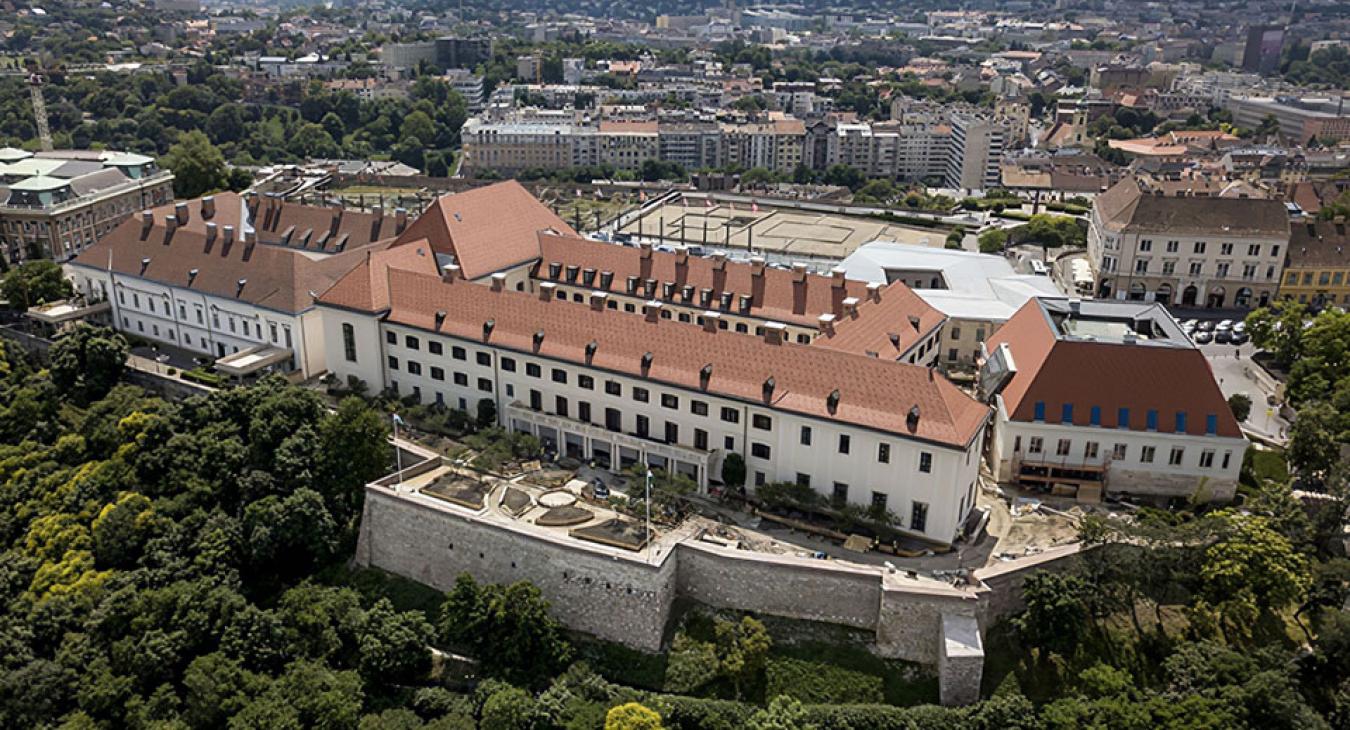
[1205,414,1218,435]
[1117,407,1130,429]
[1146,409,1158,431]
[1061,403,1074,423]
[1175,411,1187,433]
[1090,406,1101,426]
[1033,401,1046,421]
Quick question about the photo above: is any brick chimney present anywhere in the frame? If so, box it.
[830,267,847,315]
[639,243,654,280]
[441,264,461,283]
[645,300,663,322]
[490,273,507,292]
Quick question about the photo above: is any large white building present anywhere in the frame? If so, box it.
[841,242,1063,370]
[64,193,405,379]
[1087,176,1290,310]
[981,298,1246,503]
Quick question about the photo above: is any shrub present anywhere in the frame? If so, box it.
[754,481,823,511]
[1228,393,1253,422]
[650,696,754,730]
[663,634,719,695]
[181,368,225,387]
[764,657,884,705]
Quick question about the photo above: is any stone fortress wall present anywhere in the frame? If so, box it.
[355,477,1087,706]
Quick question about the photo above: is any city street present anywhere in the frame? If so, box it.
[1198,341,1289,445]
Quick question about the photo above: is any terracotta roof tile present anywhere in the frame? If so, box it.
[70,193,390,314]
[392,180,576,279]
[367,268,988,448]
[987,300,1242,438]
[1094,177,1290,237]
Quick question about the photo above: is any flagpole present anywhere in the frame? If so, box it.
[393,413,404,487]
[645,466,653,561]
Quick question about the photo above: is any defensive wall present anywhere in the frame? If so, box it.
[355,467,1089,706]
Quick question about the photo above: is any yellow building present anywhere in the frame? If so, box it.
[1280,219,1350,307]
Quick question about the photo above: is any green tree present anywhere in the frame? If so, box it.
[478,683,541,730]
[1227,393,1253,423]
[318,397,391,524]
[356,598,433,686]
[1013,571,1091,657]
[720,453,746,489]
[1245,302,1308,369]
[438,575,573,686]
[605,702,663,730]
[1,260,73,309]
[400,111,437,146]
[49,323,128,405]
[163,130,229,199]
[714,616,771,699]
[746,695,815,730]
[1288,402,1344,477]
[1197,512,1310,641]
[978,228,1008,254]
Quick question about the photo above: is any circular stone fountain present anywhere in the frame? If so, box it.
[538,490,578,508]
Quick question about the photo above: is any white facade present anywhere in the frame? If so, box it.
[988,396,1245,502]
[68,265,321,377]
[321,309,986,546]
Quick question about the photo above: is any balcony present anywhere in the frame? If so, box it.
[25,297,111,325]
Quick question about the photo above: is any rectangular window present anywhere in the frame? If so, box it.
[453,372,468,386]
[878,443,890,463]
[578,375,594,390]
[633,387,649,403]
[1061,403,1073,423]
[910,502,928,532]
[405,335,420,350]
[721,407,739,424]
[665,422,679,443]
[838,434,850,454]
[832,482,848,505]
[1146,409,1158,431]
[1169,446,1184,466]
[477,378,492,392]
[529,389,542,411]
[551,368,567,384]
[1221,451,1232,469]
[1090,406,1101,426]
[1140,446,1156,464]
[386,331,396,344]
[578,402,592,423]
[751,442,771,459]
[691,400,708,416]
[605,380,621,396]
[526,363,541,377]
[636,415,649,437]
[605,408,621,432]
[1028,437,1043,454]
[430,366,445,381]
[1200,449,1215,468]
[694,428,708,450]
[1118,407,1130,429]
[452,346,466,360]
[1056,439,1071,456]
[661,393,679,409]
[342,323,357,362]
[501,357,516,372]
[387,355,399,370]
[429,341,443,355]
[919,452,932,472]
[1085,442,1099,459]
[1033,401,1046,421]
[1206,414,1218,435]
[871,492,888,512]
[800,426,812,445]
[555,396,569,417]
[795,473,811,487]
[476,352,490,366]
[1175,412,1187,433]
[406,361,422,376]
[752,414,772,430]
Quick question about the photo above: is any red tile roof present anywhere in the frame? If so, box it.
[70,193,391,313]
[392,180,576,280]
[810,282,947,360]
[361,268,988,448]
[315,242,442,312]
[535,233,876,327]
[986,300,1242,438]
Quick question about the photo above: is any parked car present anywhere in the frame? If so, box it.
[1231,331,1250,345]
[1193,330,1214,344]
[591,478,609,499]
[1216,319,1234,331]
[1233,321,1246,334]
[1215,329,1232,343]
[1197,320,1216,332]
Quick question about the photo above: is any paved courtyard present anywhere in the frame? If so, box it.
[1199,341,1289,445]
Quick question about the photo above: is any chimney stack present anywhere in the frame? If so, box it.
[831,267,847,315]
[140,210,154,239]
[201,196,215,220]
[395,208,408,235]
[818,313,836,336]
[639,242,653,279]
[791,265,807,314]
[645,301,663,323]
[205,222,217,245]
[703,311,721,333]
[590,292,608,311]
[441,264,461,283]
[763,321,786,345]
[175,202,189,226]
[222,225,235,248]
[866,281,883,302]
[539,281,557,301]
[843,296,860,317]
[490,273,507,292]
[163,214,177,243]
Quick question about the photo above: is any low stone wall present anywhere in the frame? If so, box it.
[973,543,1086,624]
[356,486,678,652]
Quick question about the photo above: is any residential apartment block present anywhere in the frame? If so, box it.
[982,298,1246,503]
[1087,176,1290,309]
[1279,219,1350,307]
[0,148,174,265]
